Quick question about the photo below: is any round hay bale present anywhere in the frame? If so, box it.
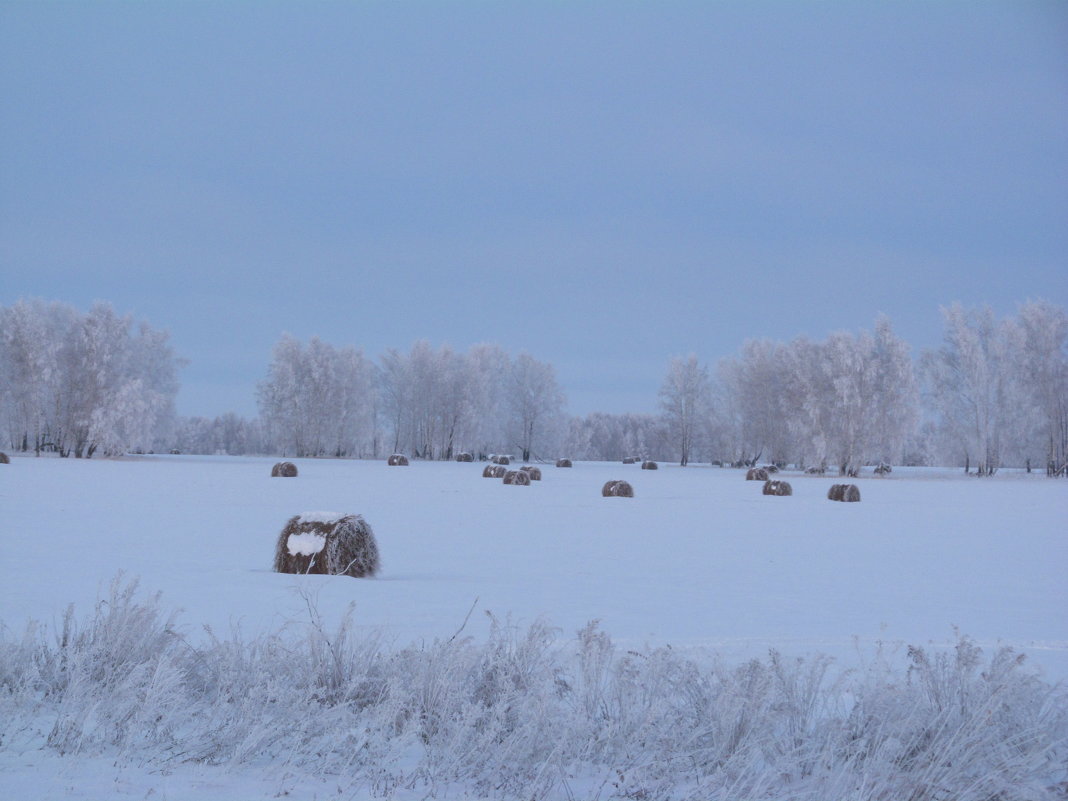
[387,454,409,466]
[622,456,637,464]
[827,484,861,502]
[456,452,474,462]
[273,513,379,578]
[482,464,499,478]
[503,469,531,485]
[762,464,779,474]
[488,464,507,478]
[602,479,634,498]
[641,460,658,470]
[555,458,573,468]
[874,463,891,475]
[271,461,297,477]
[805,466,826,475]
[762,479,793,496]
[493,455,511,465]
[746,467,769,481]
[0,452,9,464]
[520,465,542,481]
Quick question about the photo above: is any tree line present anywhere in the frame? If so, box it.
[2,298,1065,474]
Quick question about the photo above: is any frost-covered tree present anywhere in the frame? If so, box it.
[1011,299,1068,475]
[658,355,711,466]
[0,300,180,457]
[508,353,566,462]
[921,304,1020,475]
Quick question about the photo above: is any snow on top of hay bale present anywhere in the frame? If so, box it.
[296,511,346,524]
[286,532,326,556]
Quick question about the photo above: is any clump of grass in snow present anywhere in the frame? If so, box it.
[1,576,1065,800]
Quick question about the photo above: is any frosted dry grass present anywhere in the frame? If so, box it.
[1,577,1065,800]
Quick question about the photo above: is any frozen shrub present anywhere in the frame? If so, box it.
[271,461,297,477]
[602,479,634,497]
[273,513,380,578]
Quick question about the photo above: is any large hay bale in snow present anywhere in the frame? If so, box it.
[271,461,297,477]
[555,458,573,468]
[273,513,380,578]
[0,452,9,464]
[641,460,658,470]
[602,479,634,498]
[503,469,531,486]
[483,464,507,478]
[762,479,793,496]
[828,483,861,502]
[387,454,409,466]
[456,452,474,462]
[520,465,542,480]
[746,467,769,481]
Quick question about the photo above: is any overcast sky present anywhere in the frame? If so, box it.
[2,2,1065,418]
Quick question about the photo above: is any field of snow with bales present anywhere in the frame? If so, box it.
[1,454,1066,800]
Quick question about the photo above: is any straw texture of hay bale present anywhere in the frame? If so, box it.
[746,467,769,481]
[520,466,542,480]
[602,479,634,497]
[456,452,473,462]
[387,454,409,466]
[503,469,531,485]
[0,452,9,464]
[555,458,572,468]
[641,460,658,470]
[762,480,793,496]
[828,484,861,502]
[271,461,297,477]
[273,513,380,578]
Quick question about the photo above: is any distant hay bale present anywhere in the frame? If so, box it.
[746,467,769,481]
[602,479,634,498]
[641,460,658,470]
[387,454,409,466]
[520,465,542,480]
[874,463,892,475]
[828,484,861,502]
[555,458,573,468]
[456,452,474,462]
[503,469,531,486]
[0,452,9,464]
[273,513,379,578]
[805,466,826,475]
[762,464,779,474]
[622,457,638,464]
[762,479,793,496]
[493,455,511,465]
[271,461,297,477]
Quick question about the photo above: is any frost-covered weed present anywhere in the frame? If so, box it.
[1,578,1065,800]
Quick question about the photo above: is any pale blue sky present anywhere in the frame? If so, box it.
[2,2,1065,417]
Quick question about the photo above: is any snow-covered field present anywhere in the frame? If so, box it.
[1,455,1066,799]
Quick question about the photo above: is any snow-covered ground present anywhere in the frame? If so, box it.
[1,455,1066,799]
